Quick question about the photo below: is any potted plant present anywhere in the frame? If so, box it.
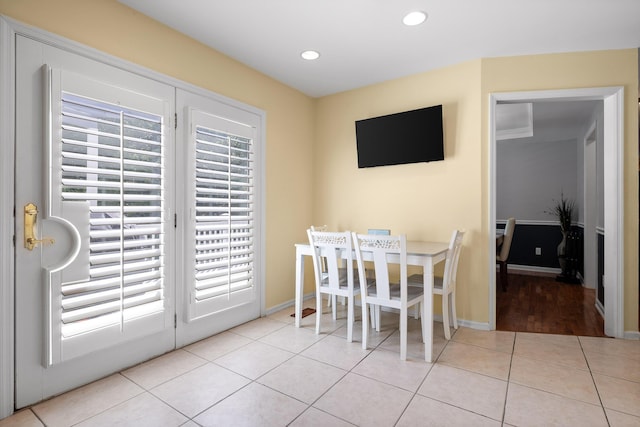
[547,192,576,281]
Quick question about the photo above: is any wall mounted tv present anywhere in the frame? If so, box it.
[355,104,444,168]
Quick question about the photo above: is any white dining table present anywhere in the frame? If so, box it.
[294,240,449,362]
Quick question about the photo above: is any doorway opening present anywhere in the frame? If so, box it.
[489,87,625,338]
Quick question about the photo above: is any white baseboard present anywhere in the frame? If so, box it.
[264,292,315,316]
[595,299,605,318]
[623,331,640,340]
[452,318,490,331]
[265,295,492,333]
[507,264,562,276]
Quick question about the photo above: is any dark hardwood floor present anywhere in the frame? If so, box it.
[496,273,605,337]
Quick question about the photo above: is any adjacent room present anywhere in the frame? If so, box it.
[495,99,606,336]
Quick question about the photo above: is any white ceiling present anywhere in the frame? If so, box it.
[118,0,640,98]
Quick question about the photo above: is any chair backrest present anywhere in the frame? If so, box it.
[307,229,355,292]
[352,233,407,306]
[309,225,328,271]
[498,217,516,261]
[442,230,465,293]
[367,228,391,236]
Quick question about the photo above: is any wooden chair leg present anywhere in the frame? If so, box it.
[504,262,509,290]
[499,261,508,291]
[442,294,451,340]
[362,302,369,350]
[369,304,376,329]
[331,295,337,320]
[316,291,322,335]
[450,290,458,330]
[400,309,408,361]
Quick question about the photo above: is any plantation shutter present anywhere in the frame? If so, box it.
[186,109,256,320]
[46,68,171,364]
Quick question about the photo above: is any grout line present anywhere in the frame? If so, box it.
[501,331,518,426]
[578,335,611,426]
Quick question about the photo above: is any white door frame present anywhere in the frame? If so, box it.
[583,121,598,291]
[0,17,16,421]
[489,87,625,338]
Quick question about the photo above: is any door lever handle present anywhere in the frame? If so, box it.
[24,203,55,251]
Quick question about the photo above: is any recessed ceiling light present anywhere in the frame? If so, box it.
[403,11,427,26]
[301,50,320,60]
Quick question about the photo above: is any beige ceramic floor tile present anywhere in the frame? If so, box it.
[437,341,511,380]
[0,410,43,427]
[593,373,640,417]
[517,332,582,348]
[418,363,507,421]
[452,327,515,354]
[289,407,355,427]
[258,324,326,353]
[605,408,640,427]
[579,336,640,361]
[352,348,432,392]
[314,372,413,427]
[229,316,288,339]
[297,305,348,333]
[585,350,640,383]
[32,374,143,427]
[14,315,640,427]
[378,319,446,361]
[397,394,501,427]
[75,392,187,427]
[510,355,600,404]
[121,349,207,389]
[151,363,250,417]
[265,306,298,324]
[331,320,395,347]
[505,383,608,427]
[300,334,371,370]
[183,331,252,361]
[193,382,307,426]
[214,340,294,379]
[257,354,346,404]
[514,334,588,370]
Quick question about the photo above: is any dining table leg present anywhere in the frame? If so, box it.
[423,261,434,362]
[294,248,304,328]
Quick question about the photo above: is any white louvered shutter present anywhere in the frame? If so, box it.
[46,68,172,364]
[186,109,257,320]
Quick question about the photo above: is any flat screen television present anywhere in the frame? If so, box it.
[355,104,444,168]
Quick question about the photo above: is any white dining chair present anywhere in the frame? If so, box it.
[365,228,389,329]
[352,232,426,360]
[310,225,335,309]
[408,229,465,340]
[307,229,360,342]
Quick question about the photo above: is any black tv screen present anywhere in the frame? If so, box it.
[355,105,444,168]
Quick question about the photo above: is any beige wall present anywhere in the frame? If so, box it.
[0,0,316,309]
[481,50,639,331]
[315,61,487,322]
[1,1,638,331]
[316,50,639,330]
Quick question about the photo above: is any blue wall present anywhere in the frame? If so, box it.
[498,223,585,278]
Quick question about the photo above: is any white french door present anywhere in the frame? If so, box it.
[14,34,262,408]
[175,90,261,346]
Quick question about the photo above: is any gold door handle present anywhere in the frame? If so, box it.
[24,203,55,251]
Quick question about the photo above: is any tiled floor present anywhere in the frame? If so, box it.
[2,299,639,427]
